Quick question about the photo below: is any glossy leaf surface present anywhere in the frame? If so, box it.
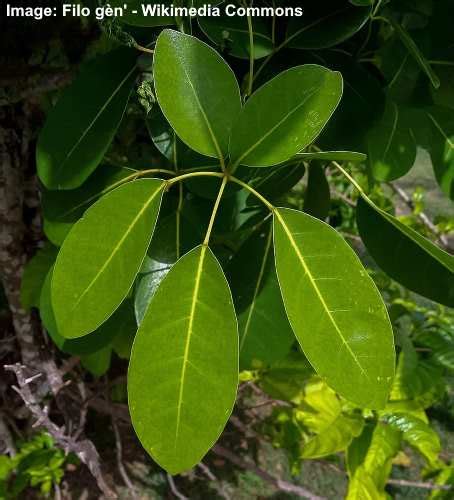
[356,197,454,307]
[230,65,342,168]
[128,246,238,474]
[37,48,137,190]
[273,208,395,409]
[367,101,417,181]
[154,29,241,159]
[52,179,164,338]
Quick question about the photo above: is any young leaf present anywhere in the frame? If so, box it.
[356,197,454,307]
[154,29,241,159]
[287,0,372,50]
[384,413,441,468]
[128,246,238,474]
[367,101,417,181]
[228,223,294,369]
[346,422,401,498]
[229,65,342,168]
[298,380,364,458]
[273,208,395,409]
[37,48,137,190]
[52,179,164,339]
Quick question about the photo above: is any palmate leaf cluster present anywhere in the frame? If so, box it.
[21,0,454,495]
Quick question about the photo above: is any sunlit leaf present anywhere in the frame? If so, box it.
[128,246,238,474]
[52,179,164,339]
[273,207,395,409]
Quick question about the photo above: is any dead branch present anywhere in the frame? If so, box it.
[4,363,117,499]
[112,418,138,498]
[389,183,450,249]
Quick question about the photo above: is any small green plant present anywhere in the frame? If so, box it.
[21,0,454,495]
[0,433,74,498]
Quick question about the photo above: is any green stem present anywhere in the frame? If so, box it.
[331,160,375,206]
[166,171,224,187]
[203,175,229,245]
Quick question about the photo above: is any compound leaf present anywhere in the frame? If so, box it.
[52,179,164,339]
[229,65,342,168]
[154,29,241,159]
[128,245,238,474]
[273,208,395,409]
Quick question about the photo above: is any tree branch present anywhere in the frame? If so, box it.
[4,363,117,498]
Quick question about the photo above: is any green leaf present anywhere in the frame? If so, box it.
[367,101,417,181]
[348,422,401,497]
[259,352,313,402]
[298,380,364,458]
[228,223,294,369]
[37,48,137,190]
[287,0,372,49]
[42,165,135,224]
[246,163,306,206]
[430,466,454,499]
[81,347,112,377]
[298,151,367,163]
[230,65,342,168]
[273,208,395,409]
[128,245,238,474]
[20,243,58,310]
[40,268,136,356]
[346,424,374,477]
[426,107,454,199]
[303,163,331,220]
[384,413,441,468]
[199,16,273,60]
[52,179,164,339]
[356,196,454,307]
[154,29,241,159]
[385,14,440,89]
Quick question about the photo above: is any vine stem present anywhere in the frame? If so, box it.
[203,175,229,245]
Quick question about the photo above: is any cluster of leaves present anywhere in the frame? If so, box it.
[0,433,74,498]
[20,0,454,494]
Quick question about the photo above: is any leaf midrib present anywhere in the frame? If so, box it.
[179,58,225,162]
[233,85,320,166]
[55,65,136,182]
[174,245,207,447]
[274,210,369,379]
[63,182,163,318]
